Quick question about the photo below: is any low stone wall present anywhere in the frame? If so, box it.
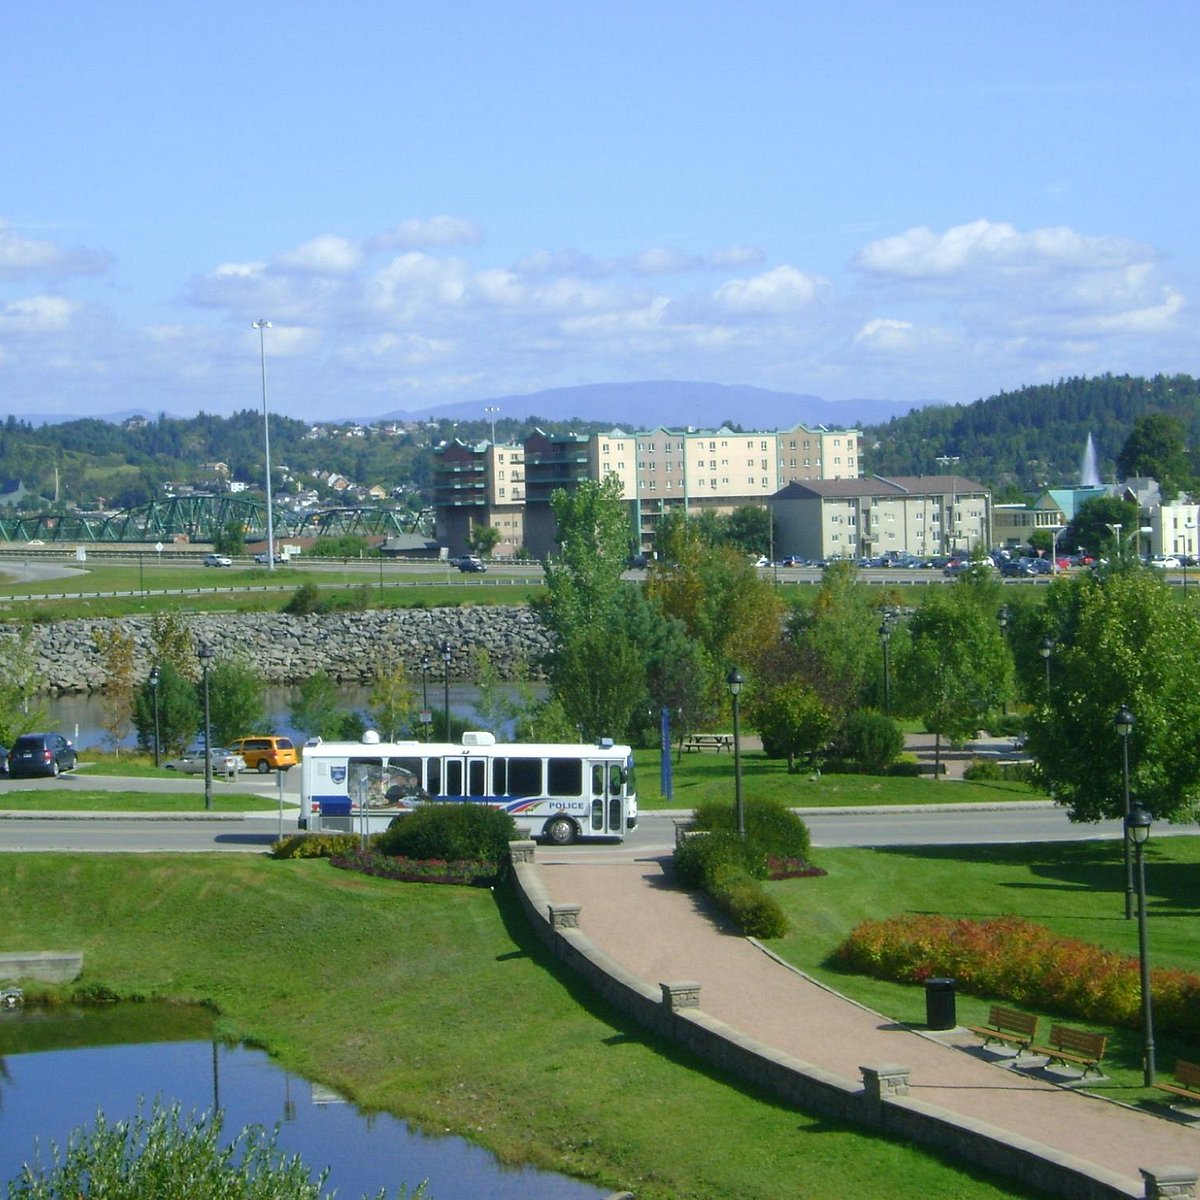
[509,843,1188,1200]
[4,607,552,695]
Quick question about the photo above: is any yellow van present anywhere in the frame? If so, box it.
[230,735,299,773]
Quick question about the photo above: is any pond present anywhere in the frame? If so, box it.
[0,1005,606,1199]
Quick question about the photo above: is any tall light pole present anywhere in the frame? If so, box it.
[148,665,161,769]
[1125,801,1157,1085]
[198,643,215,812]
[1038,636,1053,698]
[879,620,892,715]
[726,667,745,839]
[441,640,452,742]
[252,320,276,572]
[484,405,500,444]
[1115,705,1135,920]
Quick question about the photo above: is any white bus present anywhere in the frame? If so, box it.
[299,730,637,845]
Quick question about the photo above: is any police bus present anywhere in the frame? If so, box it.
[299,730,637,845]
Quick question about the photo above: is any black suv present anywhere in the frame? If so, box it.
[8,732,77,778]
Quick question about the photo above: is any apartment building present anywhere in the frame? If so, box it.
[431,440,526,557]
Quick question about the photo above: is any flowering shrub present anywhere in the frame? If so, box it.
[835,913,1200,1040]
[272,833,366,859]
[331,849,502,887]
[765,855,826,881]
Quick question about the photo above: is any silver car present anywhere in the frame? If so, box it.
[164,747,246,775]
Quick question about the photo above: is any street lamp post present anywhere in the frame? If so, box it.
[198,643,215,812]
[252,319,275,572]
[878,621,892,715]
[726,667,745,838]
[1038,636,1053,698]
[1126,802,1157,1085]
[485,405,500,444]
[1115,705,1135,920]
[148,665,161,769]
[441,641,452,741]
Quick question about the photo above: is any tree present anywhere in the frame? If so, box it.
[133,660,200,755]
[550,624,646,741]
[1117,412,1190,501]
[1025,569,1200,823]
[150,611,200,683]
[895,588,1012,776]
[466,522,501,556]
[0,625,48,746]
[213,519,246,558]
[368,650,417,741]
[1067,495,1141,562]
[289,672,362,741]
[725,505,771,556]
[91,625,136,751]
[750,679,834,773]
[206,657,267,746]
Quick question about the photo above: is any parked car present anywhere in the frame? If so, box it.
[455,555,487,572]
[1150,554,1181,570]
[164,747,246,775]
[202,553,233,567]
[7,732,77,778]
[229,735,299,773]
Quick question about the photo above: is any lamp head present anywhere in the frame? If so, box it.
[997,605,1009,630]
[726,666,744,696]
[197,643,215,667]
[878,621,892,643]
[1115,705,1134,737]
[1125,801,1152,844]
[148,666,160,688]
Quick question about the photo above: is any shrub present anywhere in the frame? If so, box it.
[692,796,811,860]
[272,833,364,859]
[374,803,517,865]
[283,582,322,615]
[674,830,767,887]
[962,757,1004,781]
[331,850,502,886]
[836,710,904,774]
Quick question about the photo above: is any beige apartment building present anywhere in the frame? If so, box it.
[433,422,861,559]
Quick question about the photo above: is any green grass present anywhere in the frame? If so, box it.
[0,854,1034,1200]
[639,746,1040,808]
[0,789,282,812]
[765,835,1200,1108]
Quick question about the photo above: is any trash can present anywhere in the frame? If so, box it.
[924,977,956,1030]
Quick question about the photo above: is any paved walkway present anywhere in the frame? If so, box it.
[538,855,1200,1192]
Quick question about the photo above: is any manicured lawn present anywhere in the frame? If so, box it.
[765,834,1200,1107]
[0,854,1033,1200]
[0,788,281,812]
[638,746,1040,808]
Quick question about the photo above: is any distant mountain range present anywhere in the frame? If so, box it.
[384,381,936,432]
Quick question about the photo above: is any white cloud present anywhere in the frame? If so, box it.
[0,220,110,280]
[853,218,1152,283]
[709,245,765,269]
[277,235,364,275]
[713,265,826,314]
[0,294,78,332]
[632,246,698,275]
[366,216,484,253]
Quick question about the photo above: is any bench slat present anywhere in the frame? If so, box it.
[1154,1059,1200,1102]
[1028,1024,1107,1076]
[966,1004,1038,1050]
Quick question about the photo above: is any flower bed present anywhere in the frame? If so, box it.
[765,855,826,881]
[330,849,501,887]
[835,912,1200,1040]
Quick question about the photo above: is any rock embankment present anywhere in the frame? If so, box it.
[7,608,552,695]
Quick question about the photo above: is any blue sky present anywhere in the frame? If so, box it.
[3,2,1198,421]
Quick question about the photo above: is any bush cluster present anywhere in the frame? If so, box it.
[331,850,501,886]
[675,798,823,938]
[835,912,1200,1041]
[834,710,904,774]
[374,803,517,866]
[272,832,366,859]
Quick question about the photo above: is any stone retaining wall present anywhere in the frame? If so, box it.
[5,607,551,695]
[510,843,1185,1200]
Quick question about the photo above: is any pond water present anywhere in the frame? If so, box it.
[47,682,546,752]
[0,1005,605,1199]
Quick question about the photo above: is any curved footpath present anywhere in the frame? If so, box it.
[533,851,1199,1200]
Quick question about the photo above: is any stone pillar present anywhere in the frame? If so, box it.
[548,903,581,929]
[1141,1167,1199,1200]
[860,1063,911,1101]
[508,840,536,864]
[660,981,702,1011]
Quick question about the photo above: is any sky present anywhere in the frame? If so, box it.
[3,1,1199,423]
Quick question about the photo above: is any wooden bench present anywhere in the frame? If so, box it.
[1154,1059,1200,1106]
[966,1005,1039,1054]
[1028,1024,1107,1078]
[682,734,734,753]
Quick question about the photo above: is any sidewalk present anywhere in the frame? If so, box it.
[537,856,1199,1192]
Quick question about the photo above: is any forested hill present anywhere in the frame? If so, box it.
[862,374,1200,497]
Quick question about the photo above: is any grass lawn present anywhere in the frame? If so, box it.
[638,746,1041,808]
[0,853,1035,1200]
[765,834,1200,1108]
[0,788,282,812]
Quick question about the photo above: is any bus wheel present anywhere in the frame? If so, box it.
[545,816,576,846]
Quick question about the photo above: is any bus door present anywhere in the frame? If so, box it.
[588,761,626,836]
[440,754,488,801]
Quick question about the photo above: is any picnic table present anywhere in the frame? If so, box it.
[682,733,734,753]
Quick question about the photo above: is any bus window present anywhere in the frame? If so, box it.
[426,756,441,796]
[591,798,604,831]
[382,757,425,807]
[609,765,624,796]
[506,758,542,797]
[444,757,462,796]
[591,764,604,796]
[547,757,583,796]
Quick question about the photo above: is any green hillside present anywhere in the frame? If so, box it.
[862,373,1200,496]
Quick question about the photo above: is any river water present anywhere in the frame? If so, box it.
[0,1006,605,1199]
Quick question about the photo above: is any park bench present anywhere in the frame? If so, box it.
[966,1005,1039,1054]
[1028,1024,1107,1078]
[682,734,734,753]
[1154,1059,1200,1106]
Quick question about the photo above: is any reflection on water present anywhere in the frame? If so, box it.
[0,1007,603,1199]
